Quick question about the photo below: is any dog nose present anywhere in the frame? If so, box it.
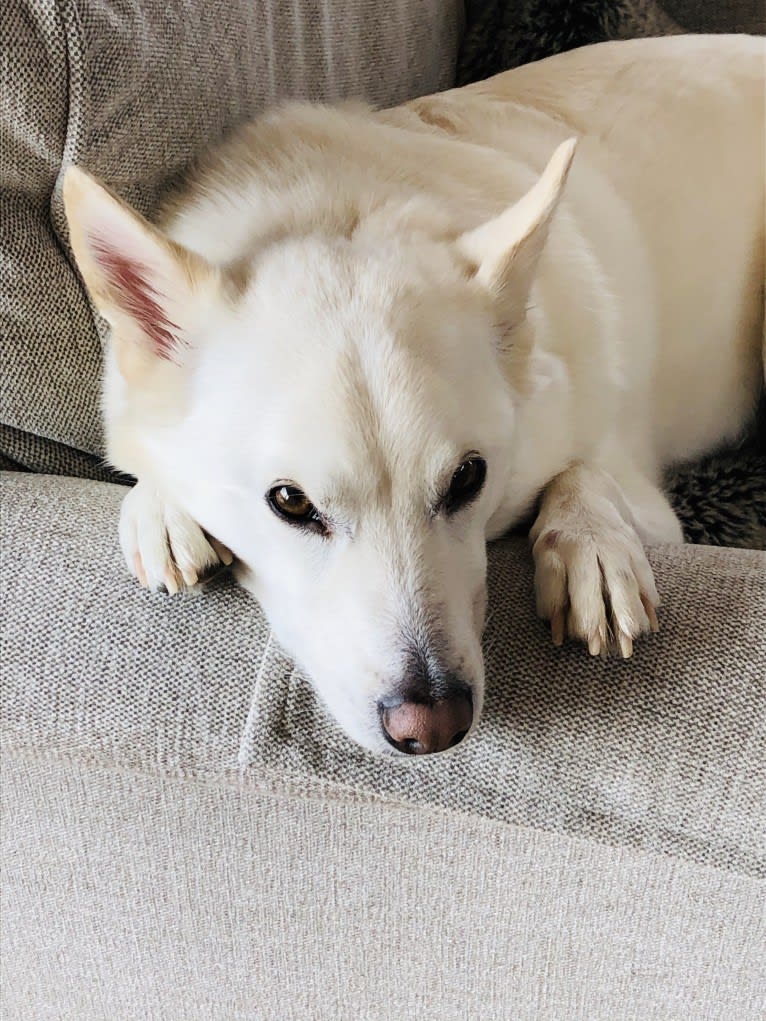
[380,692,473,755]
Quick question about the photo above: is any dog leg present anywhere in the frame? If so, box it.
[118,480,233,594]
[530,463,669,657]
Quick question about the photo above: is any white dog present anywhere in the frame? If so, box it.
[64,36,765,755]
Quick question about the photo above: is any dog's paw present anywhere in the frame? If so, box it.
[119,482,233,594]
[531,522,660,658]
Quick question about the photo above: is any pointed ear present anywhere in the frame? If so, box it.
[63,167,218,382]
[458,138,577,329]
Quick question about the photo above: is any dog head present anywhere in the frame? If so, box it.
[64,139,575,754]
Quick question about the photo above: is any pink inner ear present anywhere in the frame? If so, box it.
[91,238,180,360]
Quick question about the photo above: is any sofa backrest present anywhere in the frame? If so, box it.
[1,0,463,474]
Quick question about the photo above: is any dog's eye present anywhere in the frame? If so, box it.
[267,484,325,531]
[444,456,487,514]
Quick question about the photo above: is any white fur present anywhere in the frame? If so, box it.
[64,37,765,753]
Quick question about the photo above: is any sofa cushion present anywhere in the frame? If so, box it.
[4,753,763,1020]
[1,0,462,471]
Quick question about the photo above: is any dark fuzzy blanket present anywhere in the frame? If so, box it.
[458,0,681,84]
[458,1,766,550]
[458,0,764,84]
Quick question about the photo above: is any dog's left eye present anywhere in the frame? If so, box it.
[444,456,487,515]
[267,483,326,532]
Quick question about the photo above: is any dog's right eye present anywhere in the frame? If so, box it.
[267,484,326,532]
[443,456,487,515]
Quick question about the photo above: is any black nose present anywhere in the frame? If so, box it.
[380,690,473,755]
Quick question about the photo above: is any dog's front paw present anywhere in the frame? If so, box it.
[531,522,660,658]
[119,482,233,594]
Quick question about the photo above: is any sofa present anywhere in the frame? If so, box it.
[2,2,764,1019]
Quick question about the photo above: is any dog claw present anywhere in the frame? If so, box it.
[210,537,234,566]
[133,553,148,587]
[551,609,565,646]
[643,599,660,633]
[588,633,601,657]
[164,570,180,596]
[618,632,633,658]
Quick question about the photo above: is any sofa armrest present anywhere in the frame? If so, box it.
[1,471,264,774]
[2,470,765,875]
